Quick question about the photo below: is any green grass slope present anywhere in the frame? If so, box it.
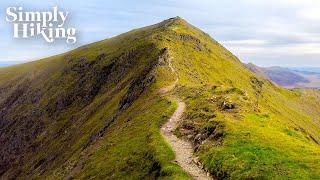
[0,19,190,179]
[161,18,320,179]
[0,17,320,179]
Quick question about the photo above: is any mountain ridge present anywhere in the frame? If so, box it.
[1,17,320,179]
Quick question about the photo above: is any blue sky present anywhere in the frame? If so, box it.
[1,0,320,67]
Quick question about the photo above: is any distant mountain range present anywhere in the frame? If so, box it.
[289,67,320,73]
[245,63,320,88]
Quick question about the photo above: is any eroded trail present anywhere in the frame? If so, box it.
[160,56,212,180]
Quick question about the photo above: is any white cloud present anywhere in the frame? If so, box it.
[225,42,320,57]
[222,40,267,46]
[298,8,320,20]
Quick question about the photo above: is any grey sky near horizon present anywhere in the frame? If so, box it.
[1,0,320,67]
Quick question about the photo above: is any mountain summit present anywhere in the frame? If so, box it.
[1,17,320,179]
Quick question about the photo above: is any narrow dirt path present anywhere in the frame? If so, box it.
[160,56,213,180]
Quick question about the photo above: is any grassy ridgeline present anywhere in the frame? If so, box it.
[0,17,320,179]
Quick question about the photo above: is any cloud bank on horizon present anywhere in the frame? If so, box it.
[0,0,320,67]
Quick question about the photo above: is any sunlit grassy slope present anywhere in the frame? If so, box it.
[0,17,320,179]
[163,18,320,179]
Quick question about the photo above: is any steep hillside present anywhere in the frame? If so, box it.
[0,19,189,179]
[1,17,320,179]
